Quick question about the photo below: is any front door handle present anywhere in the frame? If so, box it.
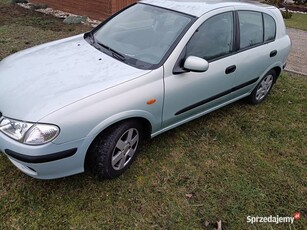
[270,50,277,57]
[225,65,236,74]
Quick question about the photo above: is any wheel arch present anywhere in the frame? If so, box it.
[103,117,152,140]
[87,111,155,140]
[272,66,282,82]
[248,67,278,105]
[84,115,153,169]
[255,65,282,89]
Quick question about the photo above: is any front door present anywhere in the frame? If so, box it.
[162,11,237,128]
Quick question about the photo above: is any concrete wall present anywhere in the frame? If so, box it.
[30,0,137,20]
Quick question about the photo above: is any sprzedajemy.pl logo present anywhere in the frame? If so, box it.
[247,212,301,224]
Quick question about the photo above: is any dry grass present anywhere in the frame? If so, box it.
[0,1,306,229]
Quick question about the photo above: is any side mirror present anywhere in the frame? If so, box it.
[183,56,209,72]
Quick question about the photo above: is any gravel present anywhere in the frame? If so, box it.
[286,28,307,76]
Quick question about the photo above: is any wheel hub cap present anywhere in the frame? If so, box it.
[123,143,131,155]
[256,75,273,101]
[111,128,139,171]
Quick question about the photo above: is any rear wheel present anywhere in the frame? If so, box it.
[87,120,143,179]
[248,70,276,104]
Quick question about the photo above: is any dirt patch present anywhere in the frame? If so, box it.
[17,3,102,27]
[0,2,89,31]
[0,2,90,59]
[0,3,25,24]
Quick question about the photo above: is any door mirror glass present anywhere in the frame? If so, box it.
[184,56,209,72]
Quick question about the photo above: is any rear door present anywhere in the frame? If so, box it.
[231,9,278,98]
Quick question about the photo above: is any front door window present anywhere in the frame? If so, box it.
[186,12,234,61]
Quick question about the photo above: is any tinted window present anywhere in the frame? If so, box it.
[239,11,264,49]
[264,13,276,42]
[186,12,234,61]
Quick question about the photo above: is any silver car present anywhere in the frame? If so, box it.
[0,0,291,179]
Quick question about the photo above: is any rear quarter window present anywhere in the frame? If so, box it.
[263,13,276,42]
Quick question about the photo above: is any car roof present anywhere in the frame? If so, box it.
[140,0,273,17]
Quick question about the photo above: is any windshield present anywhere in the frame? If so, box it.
[91,3,193,69]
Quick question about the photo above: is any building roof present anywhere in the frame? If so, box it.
[141,0,272,17]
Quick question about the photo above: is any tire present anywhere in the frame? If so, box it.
[86,120,143,179]
[248,70,276,105]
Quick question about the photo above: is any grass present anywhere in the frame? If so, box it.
[284,12,307,31]
[0,1,306,229]
[1,74,306,230]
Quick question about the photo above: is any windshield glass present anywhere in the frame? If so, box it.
[93,4,193,69]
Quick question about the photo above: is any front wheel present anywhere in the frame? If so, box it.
[248,70,276,105]
[86,120,143,179]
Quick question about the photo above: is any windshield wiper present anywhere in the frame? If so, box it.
[97,42,126,62]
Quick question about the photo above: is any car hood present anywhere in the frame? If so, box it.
[0,34,150,121]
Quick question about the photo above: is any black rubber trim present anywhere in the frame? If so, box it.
[5,148,77,163]
[232,77,259,92]
[175,77,259,116]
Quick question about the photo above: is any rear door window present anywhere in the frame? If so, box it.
[238,11,264,49]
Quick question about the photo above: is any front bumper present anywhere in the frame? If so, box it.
[5,148,77,163]
[0,132,89,179]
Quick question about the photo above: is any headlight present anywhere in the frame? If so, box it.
[0,117,59,145]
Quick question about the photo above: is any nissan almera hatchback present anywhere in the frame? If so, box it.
[0,0,291,179]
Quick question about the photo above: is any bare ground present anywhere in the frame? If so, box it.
[286,28,307,76]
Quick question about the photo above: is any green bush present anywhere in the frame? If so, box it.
[281,9,293,19]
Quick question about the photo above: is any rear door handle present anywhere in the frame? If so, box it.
[225,65,236,74]
[270,50,277,57]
